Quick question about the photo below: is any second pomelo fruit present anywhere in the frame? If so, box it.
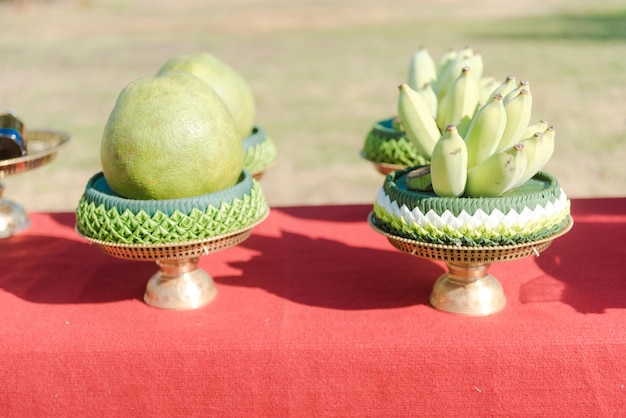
[156,52,256,139]
[100,71,243,200]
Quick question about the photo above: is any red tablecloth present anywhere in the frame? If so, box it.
[1,199,625,417]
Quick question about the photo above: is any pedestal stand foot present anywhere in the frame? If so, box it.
[0,196,30,239]
[429,262,506,316]
[144,257,217,310]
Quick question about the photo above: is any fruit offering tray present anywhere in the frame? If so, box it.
[74,167,270,310]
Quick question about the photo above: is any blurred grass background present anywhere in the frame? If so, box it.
[1,0,625,212]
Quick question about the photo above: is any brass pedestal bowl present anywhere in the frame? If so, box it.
[369,213,573,316]
[78,215,267,310]
[75,170,269,310]
[0,129,71,238]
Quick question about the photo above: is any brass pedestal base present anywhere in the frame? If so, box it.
[0,196,30,238]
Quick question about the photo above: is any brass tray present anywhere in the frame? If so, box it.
[0,130,71,238]
[0,129,71,176]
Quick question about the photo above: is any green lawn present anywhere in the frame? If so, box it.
[1,0,625,211]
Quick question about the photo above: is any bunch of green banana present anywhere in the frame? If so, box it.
[396,46,556,198]
[398,47,483,161]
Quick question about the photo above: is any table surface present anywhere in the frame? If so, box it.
[1,198,625,417]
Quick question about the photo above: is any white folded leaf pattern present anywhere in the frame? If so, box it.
[375,187,569,236]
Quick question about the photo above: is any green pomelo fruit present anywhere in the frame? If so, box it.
[100,71,243,200]
[157,52,256,139]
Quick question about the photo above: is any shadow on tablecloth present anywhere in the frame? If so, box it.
[0,234,151,304]
[216,229,445,310]
[527,198,626,314]
[274,204,371,223]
